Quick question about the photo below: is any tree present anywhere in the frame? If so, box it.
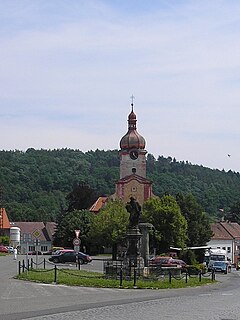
[2,148,240,222]
[66,182,98,212]
[89,199,129,259]
[53,209,93,249]
[225,201,240,224]
[142,195,188,253]
[0,235,9,246]
[176,193,212,247]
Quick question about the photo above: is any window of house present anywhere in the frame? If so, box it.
[29,246,35,251]
[41,246,48,251]
[227,247,231,253]
[23,233,32,242]
[222,247,226,250]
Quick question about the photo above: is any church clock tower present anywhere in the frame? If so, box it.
[114,101,153,206]
[119,104,147,179]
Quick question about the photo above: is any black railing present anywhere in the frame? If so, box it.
[17,258,215,287]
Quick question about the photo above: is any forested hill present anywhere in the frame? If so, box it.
[0,148,240,222]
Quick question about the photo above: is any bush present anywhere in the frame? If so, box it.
[0,236,10,246]
[180,250,197,265]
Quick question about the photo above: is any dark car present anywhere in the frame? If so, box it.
[28,251,42,255]
[49,250,92,264]
[0,245,8,253]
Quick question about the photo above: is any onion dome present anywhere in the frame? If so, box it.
[120,104,146,150]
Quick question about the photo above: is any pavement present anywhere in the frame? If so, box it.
[1,254,240,320]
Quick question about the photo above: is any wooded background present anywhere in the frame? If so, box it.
[1,148,239,222]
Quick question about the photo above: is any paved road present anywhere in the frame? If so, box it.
[1,255,240,320]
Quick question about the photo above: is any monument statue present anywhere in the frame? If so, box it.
[126,197,141,228]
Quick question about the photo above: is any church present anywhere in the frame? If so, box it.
[90,101,153,212]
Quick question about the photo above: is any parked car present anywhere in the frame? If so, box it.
[28,251,42,255]
[149,256,173,266]
[171,259,187,268]
[210,261,228,274]
[0,245,9,253]
[43,250,54,255]
[5,246,14,253]
[49,250,92,264]
[149,256,187,269]
[208,260,231,273]
[43,247,65,255]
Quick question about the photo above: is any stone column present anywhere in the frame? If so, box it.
[139,223,154,267]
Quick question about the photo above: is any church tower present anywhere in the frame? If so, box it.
[119,104,147,179]
[114,101,153,206]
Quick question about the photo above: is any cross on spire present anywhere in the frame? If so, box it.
[130,94,135,111]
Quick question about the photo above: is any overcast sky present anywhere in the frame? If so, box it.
[1,0,240,172]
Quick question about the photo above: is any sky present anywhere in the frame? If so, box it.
[1,0,240,172]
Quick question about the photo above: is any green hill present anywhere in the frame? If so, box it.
[0,148,239,222]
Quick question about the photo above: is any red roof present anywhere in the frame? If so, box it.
[0,208,10,229]
[89,197,108,213]
[211,222,240,240]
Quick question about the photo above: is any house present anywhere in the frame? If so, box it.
[0,207,10,237]
[207,221,240,264]
[10,221,56,254]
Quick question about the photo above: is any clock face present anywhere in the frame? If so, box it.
[130,150,139,160]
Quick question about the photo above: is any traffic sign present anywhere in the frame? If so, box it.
[32,229,41,238]
[74,245,80,253]
[75,230,80,238]
[34,239,40,246]
[73,238,81,246]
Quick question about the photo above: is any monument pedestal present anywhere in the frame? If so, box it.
[124,227,143,270]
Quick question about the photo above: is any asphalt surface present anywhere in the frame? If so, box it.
[1,254,240,320]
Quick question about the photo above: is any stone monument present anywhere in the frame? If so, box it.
[125,197,143,268]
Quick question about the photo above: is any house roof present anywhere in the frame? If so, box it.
[211,222,240,240]
[89,196,108,213]
[45,222,57,241]
[220,222,240,239]
[0,208,10,229]
[10,221,56,242]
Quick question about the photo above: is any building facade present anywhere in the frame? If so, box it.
[113,104,153,206]
[207,221,240,264]
[90,103,154,212]
[10,221,56,254]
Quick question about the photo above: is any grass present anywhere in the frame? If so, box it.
[16,268,215,289]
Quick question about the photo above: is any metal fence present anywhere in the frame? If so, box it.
[17,258,216,287]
